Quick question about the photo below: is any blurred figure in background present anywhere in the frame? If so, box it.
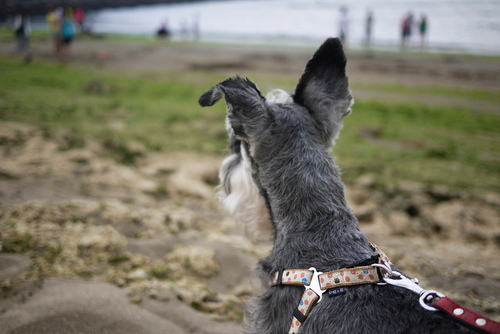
[180,19,190,42]
[365,8,374,48]
[60,7,76,58]
[13,8,31,61]
[419,14,428,51]
[75,8,85,32]
[46,4,62,56]
[338,6,349,47]
[400,11,414,51]
[192,13,200,42]
[156,21,171,40]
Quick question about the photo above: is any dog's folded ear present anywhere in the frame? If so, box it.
[198,76,265,108]
[198,77,267,140]
[198,84,224,107]
[293,38,353,145]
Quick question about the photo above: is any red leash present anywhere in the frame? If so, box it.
[373,261,500,334]
[433,297,500,334]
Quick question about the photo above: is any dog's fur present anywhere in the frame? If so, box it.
[199,38,471,333]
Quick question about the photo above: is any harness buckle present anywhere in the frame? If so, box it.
[306,267,324,302]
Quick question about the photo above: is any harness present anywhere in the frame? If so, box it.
[270,244,500,334]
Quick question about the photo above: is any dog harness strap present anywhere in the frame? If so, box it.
[271,269,314,286]
[370,243,393,266]
[319,266,380,290]
[433,297,500,334]
[276,245,393,333]
[288,288,320,334]
[272,244,391,288]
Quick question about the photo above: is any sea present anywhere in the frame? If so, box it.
[66,0,500,55]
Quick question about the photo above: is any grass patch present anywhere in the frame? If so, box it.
[335,100,500,190]
[0,55,228,156]
[351,81,500,104]
[0,51,498,191]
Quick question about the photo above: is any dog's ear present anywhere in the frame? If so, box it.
[199,77,267,141]
[293,38,353,145]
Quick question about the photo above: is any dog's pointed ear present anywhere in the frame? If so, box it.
[199,77,267,141]
[293,38,353,145]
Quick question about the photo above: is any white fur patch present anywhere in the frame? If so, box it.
[266,89,293,104]
[217,143,272,241]
[217,89,291,241]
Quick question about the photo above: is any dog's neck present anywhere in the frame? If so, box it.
[258,149,374,272]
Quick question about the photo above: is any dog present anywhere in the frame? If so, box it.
[199,38,474,333]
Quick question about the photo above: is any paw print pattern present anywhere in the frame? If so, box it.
[319,266,380,289]
[271,269,314,286]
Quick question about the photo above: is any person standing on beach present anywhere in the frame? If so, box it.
[400,11,414,51]
[75,8,85,32]
[192,13,200,42]
[419,14,428,51]
[180,19,190,42]
[338,6,349,47]
[13,9,31,61]
[60,7,77,58]
[46,4,63,56]
[365,8,374,48]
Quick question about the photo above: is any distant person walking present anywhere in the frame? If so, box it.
[365,8,374,47]
[13,9,31,60]
[338,6,349,46]
[419,14,428,50]
[400,11,414,51]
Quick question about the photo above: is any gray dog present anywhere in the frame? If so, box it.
[199,38,474,333]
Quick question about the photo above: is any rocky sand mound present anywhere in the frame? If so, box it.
[0,121,499,333]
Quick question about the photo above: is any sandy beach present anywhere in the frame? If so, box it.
[0,36,499,333]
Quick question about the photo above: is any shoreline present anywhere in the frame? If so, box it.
[2,31,498,92]
[97,32,500,57]
[5,23,500,57]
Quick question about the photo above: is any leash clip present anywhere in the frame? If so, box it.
[372,260,444,311]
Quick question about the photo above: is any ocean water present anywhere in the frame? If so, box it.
[89,0,500,54]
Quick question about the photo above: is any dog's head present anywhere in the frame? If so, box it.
[199,38,353,240]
